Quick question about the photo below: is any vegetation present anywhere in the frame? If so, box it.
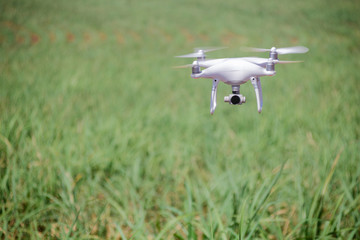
[0,0,359,238]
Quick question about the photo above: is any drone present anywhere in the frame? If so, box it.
[175,46,309,114]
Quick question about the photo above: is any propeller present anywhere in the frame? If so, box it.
[242,46,309,55]
[176,47,226,58]
[172,64,193,69]
[173,58,227,69]
[242,57,303,68]
[276,60,304,64]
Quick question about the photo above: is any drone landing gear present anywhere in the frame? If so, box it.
[224,85,246,105]
[210,79,219,115]
[251,77,263,113]
[210,81,262,115]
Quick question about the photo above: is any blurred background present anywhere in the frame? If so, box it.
[0,0,359,239]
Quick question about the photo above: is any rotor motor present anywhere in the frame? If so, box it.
[269,47,278,60]
[267,47,277,71]
[192,61,201,74]
[266,59,275,71]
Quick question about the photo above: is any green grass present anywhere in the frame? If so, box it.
[1,0,360,239]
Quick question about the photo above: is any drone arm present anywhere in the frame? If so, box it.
[210,79,219,115]
[251,77,263,113]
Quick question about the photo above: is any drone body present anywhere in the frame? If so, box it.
[192,58,275,84]
[176,46,309,114]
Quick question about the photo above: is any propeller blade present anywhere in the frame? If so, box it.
[277,46,309,54]
[241,47,271,52]
[176,52,205,58]
[176,47,226,58]
[194,46,227,53]
[242,46,309,55]
[172,64,193,69]
[276,60,304,64]
[242,57,303,67]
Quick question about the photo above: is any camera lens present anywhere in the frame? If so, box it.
[230,95,241,104]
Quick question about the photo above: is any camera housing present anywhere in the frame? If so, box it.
[224,94,246,105]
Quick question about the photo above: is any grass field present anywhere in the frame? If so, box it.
[1,0,360,239]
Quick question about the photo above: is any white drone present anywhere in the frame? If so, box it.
[175,46,309,114]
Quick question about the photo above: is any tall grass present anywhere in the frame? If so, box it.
[0,0,359,238]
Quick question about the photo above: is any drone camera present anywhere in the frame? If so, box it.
[224,94,246,105]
